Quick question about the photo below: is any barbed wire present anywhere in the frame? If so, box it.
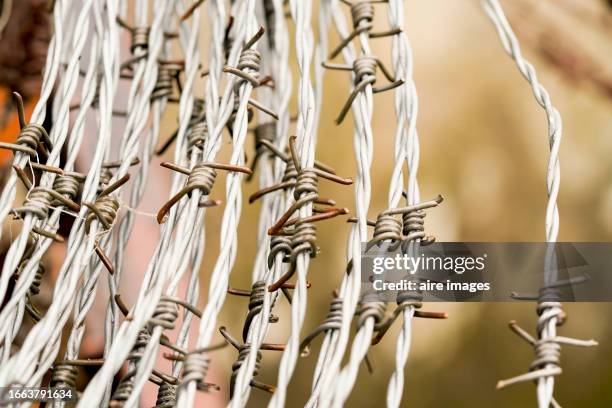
[307,0,381,404]
[384,0,423,406]
[482,1,597,407]
[0,1,112,384]
[227,0,293,405]
[0,1,598,407]
[267,0,318,405]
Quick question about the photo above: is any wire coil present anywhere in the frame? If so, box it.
[50,362,78,389]
[155,381,177,408]
[131,27,149,53]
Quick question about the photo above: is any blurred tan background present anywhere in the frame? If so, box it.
[196,0,612,406]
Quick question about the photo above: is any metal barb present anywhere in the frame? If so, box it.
[157,161,251,223]
[265,137,352,292]
[329,0,400,59]
[324,56,404,124]
[219,326,281,396]
[181,0,207,21]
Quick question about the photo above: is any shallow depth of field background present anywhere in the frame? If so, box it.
[203,1,612,406]
[1,0,611,406]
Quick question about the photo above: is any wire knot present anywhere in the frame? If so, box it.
[293,170,318,201]
[350,1,375,30]
[403,209,435,244]
[129,328,152,362]
[243,281,267,341]
[281,159,298,184]
[50,362,78,389]
[53,174,81,203]
[290,222,318,261]
[182,353,210,386]
[155,381,177,408]
[157,162,251,223]
[230,48,262,91]
[188,122,208,152]
[353,56,378,84]
[131,27,149,53]
[85,194,119,233]
[231,344,263,397]
[396,290,423,308]
[268,235,292,268]
[300,296,344,355]
[220,326,280,395]
[17,123,51,155]
[531,339,561,372]
[152,60,184,101]
[237,48,262,76]
[372,214,402,245]
[187,164,217,196]
[110,376,134,407]
[0,93,52,157]
[149,298,179,330]
[356,294,387,329]
[16,187,53,219]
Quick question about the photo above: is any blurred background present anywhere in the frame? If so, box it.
[1,0,611,406]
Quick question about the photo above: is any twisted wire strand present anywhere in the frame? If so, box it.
[0,0,122,390]
[80,1,206,405]
[31,3,177,403]
[178,2,265,406]
[0,0,65,243]
[0,0,83,315]
[310,1,376,405]
[385,1,424,406]
[305,1,338,399]
[228,1,293,405]
[98,1,177,397]
[0,2,81,361]
[61,0,173,378]
[104,5,182,389]
[268,1,318,406]
[0,0,116,386]
[481,1,565,406]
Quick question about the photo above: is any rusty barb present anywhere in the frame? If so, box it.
[180,0,207,22]
[223,26,278,121]
[116,15,149,53]
[299,291,343,356]
[14,238,48,322]
[248,137,338,204]
[82,173,131,277]
[151,59,185,103]
[156,161,252,223]
[497,272,597,392]
[220,326,284,396]
[323,56,403,124]
[344,196,447,345]
[227,280,312,342]
[10,160,84,246]
[228,281,278,342]
[0,92,52,159]
[112,293,223,398]
[256,136,351,292]
[156,98,206,156]
[329,0,402,59]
